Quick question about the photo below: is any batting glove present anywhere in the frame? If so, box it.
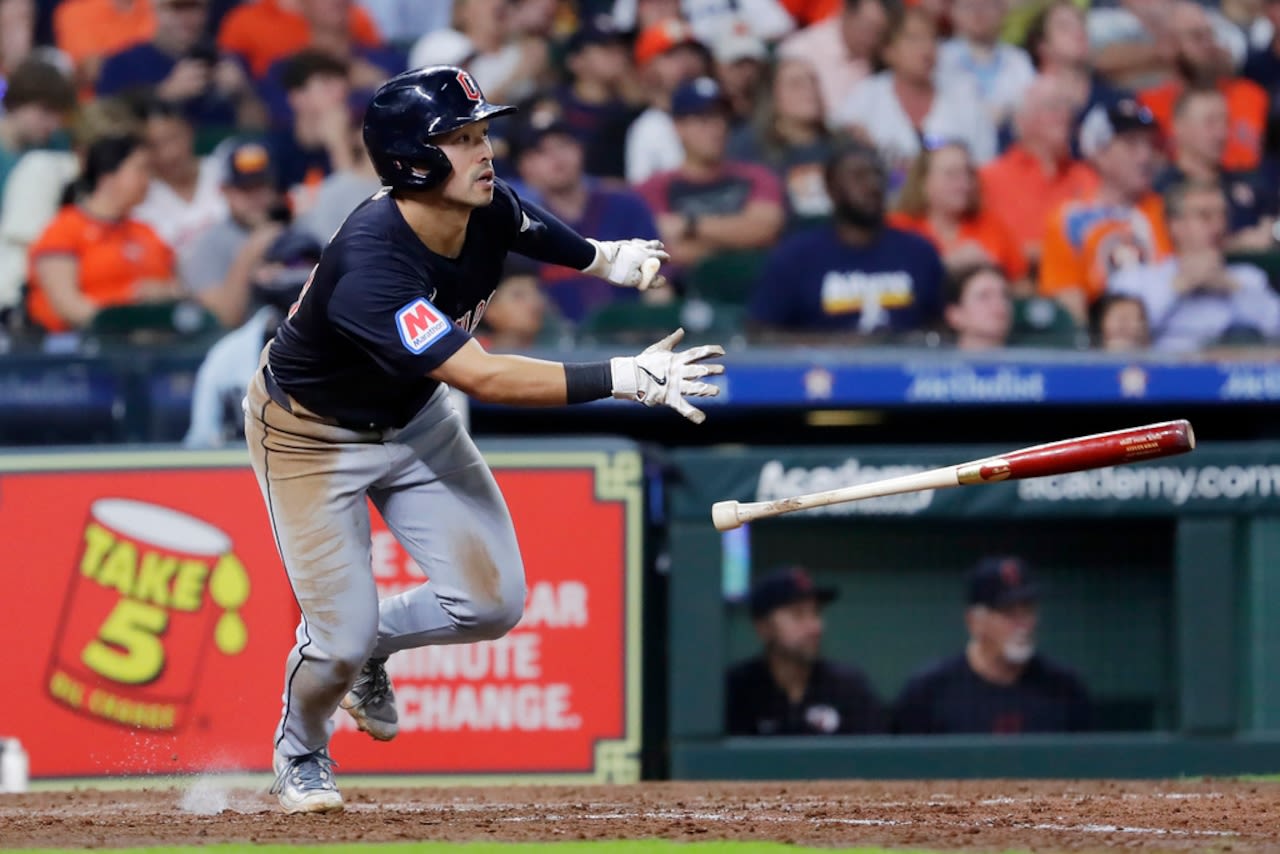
[584,238,670,290]
[610,328,725,424]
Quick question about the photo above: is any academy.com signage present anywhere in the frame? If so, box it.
[1018,463,1280,506]
[755,459,935,515]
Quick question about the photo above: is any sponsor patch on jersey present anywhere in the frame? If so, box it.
[395,297,451,354]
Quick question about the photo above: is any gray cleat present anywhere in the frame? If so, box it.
[270,749,343,814]
[340,657,398,741]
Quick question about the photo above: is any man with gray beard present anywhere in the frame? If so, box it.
[892,557,1091,734]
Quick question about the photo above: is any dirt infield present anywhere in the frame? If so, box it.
[3,779,1278,850]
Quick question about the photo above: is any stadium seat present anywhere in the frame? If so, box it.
[578,299,746,347]
[685,250,768,305]
[87,301,222,339]
[1007,296,1084,348]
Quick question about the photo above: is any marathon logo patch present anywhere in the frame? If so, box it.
[396,298,451,354]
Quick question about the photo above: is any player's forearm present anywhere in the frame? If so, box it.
[444,352,574,406]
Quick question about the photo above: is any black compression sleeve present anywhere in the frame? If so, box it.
[564,361,613,404]
[513,197,597,270]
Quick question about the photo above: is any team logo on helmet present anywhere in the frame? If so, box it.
[456,70,482,102]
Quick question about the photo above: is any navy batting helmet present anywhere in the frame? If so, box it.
[362,65,516,191]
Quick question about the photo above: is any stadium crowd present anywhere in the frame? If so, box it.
[3,0,1280,365]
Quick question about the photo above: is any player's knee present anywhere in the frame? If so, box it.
[470,597,524,641]
[325,635,378,682]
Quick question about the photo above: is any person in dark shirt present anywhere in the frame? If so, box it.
[748,139,945,337]
[725,567,886,736]
[893,556,1091,735]
[549,17,640,180]
[250,66,722,814]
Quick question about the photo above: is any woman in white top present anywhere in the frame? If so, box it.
[834,5,997,189]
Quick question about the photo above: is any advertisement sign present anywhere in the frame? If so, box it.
[1,445,642,781]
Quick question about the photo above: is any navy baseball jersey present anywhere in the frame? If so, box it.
[892,653,1091,734]
[269,178,592,428]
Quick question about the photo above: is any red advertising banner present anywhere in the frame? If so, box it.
[0,446,643,782]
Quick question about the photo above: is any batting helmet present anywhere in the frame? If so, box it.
[362,65,516,191]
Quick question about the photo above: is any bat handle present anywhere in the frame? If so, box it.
[711,500,743,532]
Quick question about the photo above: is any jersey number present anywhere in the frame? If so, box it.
[457,70,482,102]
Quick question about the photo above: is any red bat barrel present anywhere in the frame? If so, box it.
[956,420,1196,485]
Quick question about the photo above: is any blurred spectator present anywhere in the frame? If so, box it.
[0,97,139,314]
[980,75,1098,265]
[778,0,887,129]
[133,99,229,254]
[725,567,887,736]
[410,0,549,105]
[624,18,708,184]
[1,0,68,79]
[356,0,454,48]
[1090,291,1152,349]
[943,263,1013,349]
[778,0,842,27]
[727,56,834,232]
[1243,0,1280,91]
[293,123,381,244]
[27,133,180,332]
[0,59,76,192]
[748,140,945,336]
[938,0,1037,133]
[889,141,1028,286]
[612,0,681,32]
[261,0,406,127]
[1038,100,1170,323]
[514,114,661,323]
[267,51,356,210]
[1109,179,1280,350]
[1088,0,1246,91]
[1153,86,1278,250]
[613,0,795,43]
[835,4,998,185]
[55,0,156,92]
[545,16,638,180]
[218,0,382,80]
[638,77,784,271]
[97,0,254,131]
[893,556,1091,734]
[475,259,556,351]
[1025,1,1130,129]
[180,138,288,326]
[1137,1,1267,171]
[710,28,769,131]
[184,227,317,448]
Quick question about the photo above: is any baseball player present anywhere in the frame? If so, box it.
[244,65,724,813]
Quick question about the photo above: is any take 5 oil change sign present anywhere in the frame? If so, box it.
[1,448,642,781]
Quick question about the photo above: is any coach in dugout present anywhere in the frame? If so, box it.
[725,566,886,736]
[892,556,1091,734]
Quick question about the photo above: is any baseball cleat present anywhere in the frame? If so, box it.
[340,656,398,741]
[270,750,343,814]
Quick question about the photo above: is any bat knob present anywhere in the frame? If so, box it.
[711,501,742,532]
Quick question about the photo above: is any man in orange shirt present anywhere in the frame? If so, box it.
[1137,0,1266,171]
[1039,99,1171,324]
[217,0,381,79]
[980,75,1099,265]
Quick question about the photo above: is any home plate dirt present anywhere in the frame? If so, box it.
[3,779,1278,850]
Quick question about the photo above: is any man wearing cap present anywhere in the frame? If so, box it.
[892,557,1091,735]
[513,114,662,323]
[1038,98,1172,325]
[550,17,640,180]
[637,76,784,271]
[726,567,886,736]
[179,137,287,327]
[625,18,710,184]
[710,28,769,129]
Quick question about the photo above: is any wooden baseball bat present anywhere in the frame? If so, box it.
[710,420,1196,532]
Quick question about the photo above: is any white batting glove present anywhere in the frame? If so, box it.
[584,238,670,290]
[610,328,725,424]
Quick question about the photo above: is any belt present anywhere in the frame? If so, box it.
[263,367,382,433]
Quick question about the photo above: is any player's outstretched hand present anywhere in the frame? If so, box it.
[609,328,725,424]
[584,238,670,290]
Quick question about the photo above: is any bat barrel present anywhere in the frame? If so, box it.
[956,420,1196,485]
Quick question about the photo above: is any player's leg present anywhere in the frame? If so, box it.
[370,390,527,653]
[244,365,387,811]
